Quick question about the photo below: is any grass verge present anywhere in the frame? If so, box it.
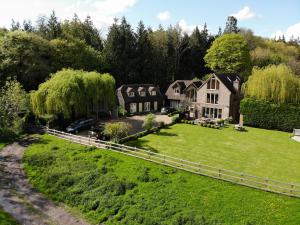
[0,207,18,225]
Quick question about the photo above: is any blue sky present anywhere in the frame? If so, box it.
[0,0,299,39]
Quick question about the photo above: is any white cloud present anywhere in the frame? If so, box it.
[157,11,171,22]
[0,0,138,30]
[271,22,300,40]
[231,6,256,20]
[178,19,202,35]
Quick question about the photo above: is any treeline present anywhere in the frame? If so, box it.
[1,12,300,93]
[0,11,215,91]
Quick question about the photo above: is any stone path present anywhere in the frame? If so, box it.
[0,139,90,225]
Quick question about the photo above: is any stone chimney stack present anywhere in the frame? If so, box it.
[233,78,240,93]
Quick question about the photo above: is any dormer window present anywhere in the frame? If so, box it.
[207,78,219,90]
[138,87,146,97]
[174,88,180,94]
[151,91,156,96]
[129,91,135,97]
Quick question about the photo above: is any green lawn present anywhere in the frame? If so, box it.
[23,135,300,225]
[0,207,18,225]
[127,124,300,184]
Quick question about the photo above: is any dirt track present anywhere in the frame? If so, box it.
[0,139,90,225]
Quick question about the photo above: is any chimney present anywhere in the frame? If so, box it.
[233,79,240,93]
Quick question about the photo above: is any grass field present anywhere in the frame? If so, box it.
[0,207,18,225]
[23,134,300,225]
[127,124,300,184]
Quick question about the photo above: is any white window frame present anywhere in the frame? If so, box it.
[144,102,151,111]
[174,88,180,95]
[139,91,146,97]
[207,78,220,90]
[206,93,219,104]
[129,91,135,97]
[151,91,156,96]
[130,103,137,113]
[154,101,158,111]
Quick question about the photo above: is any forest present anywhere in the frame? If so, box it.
[1,11,299,93]
[0,11,300,136]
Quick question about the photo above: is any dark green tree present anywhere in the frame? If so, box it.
[10,19,20,31]
[23,20,35,32]
[0,31,54,90]
[103,17,136,85]
[61,15,103,51]
[134,21,153,83]
[224,16,239,34]
[46,10,62,39]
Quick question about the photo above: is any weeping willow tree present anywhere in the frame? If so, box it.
[243,64,300,104]
[31,69,116,119]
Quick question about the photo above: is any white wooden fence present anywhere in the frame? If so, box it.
[46,128,300,198]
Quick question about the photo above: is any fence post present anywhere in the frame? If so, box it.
[218,169,221,178]
[265,178,269,189]
[240,173,244,182]
[290,184,294,194]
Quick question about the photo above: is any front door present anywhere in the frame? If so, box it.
[139,102,143,112]
[154,101,158,111]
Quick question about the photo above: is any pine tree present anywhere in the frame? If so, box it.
[47,10,62,39]
[11,19,20,31]
[224,16,239,34]
[36,16,48,38]
[23,20,35,32]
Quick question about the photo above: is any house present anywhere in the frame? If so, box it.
[117,84,164,114]
[165,80,203,109]
[194,73,242,120]
[165,74,242,120]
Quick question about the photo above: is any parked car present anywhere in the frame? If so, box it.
[66,118,95,134]
[88,123,105,139]
[161,107,176,115]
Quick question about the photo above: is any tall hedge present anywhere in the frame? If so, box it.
[240,98,300,131]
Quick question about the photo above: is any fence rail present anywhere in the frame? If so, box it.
[46,128,300,198]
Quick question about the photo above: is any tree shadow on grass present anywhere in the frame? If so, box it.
[18,136,50,147]
[153,131,177,137]
[126,139,159,153]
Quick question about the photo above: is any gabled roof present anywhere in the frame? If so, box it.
[214,73,242,93]
[197,73,242,94]
[184,80,203,91]
[166,80,196,101]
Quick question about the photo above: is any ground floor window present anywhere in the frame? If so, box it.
[130,103,137,113]
[154,101,158,111]
[170,100,179,109]
[144,102,151,111]
[202,107,222,119]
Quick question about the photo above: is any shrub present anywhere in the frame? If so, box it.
[224,117,233,124]
[203,124,207,127]
[104,122,132,143]
[171,114,180,124]
[240,98,300,131]
[158,121,165,128]
[143,113,156,130]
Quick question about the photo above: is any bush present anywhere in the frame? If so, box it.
[158,121,165,128]
[224,117,233,124]
[240,98,300,131]
[104,122,132,143]
[143,113,156,130]
[171,114,180,124]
